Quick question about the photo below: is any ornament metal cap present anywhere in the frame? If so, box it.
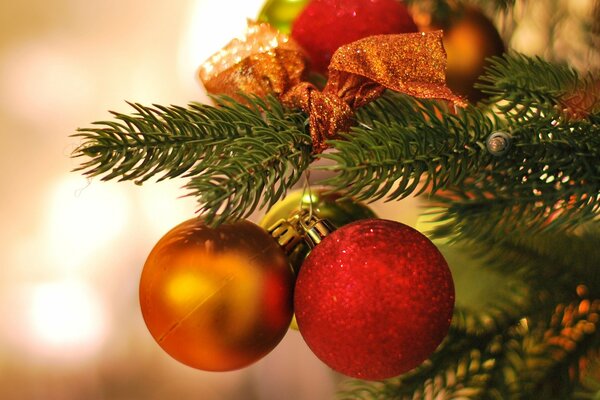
[292,210,336,249]
[267,218,303,254]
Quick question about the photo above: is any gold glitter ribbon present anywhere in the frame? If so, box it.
[199,22,465,153]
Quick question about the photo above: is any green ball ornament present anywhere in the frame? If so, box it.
[257,0,310,34]
[260,188,376,273]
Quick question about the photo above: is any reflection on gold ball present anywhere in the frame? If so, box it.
[139,218,294,371]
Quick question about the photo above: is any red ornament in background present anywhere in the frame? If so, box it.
[294,219,455,380]
[291,0,418,74]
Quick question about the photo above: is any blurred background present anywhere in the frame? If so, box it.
[0,0,597,399]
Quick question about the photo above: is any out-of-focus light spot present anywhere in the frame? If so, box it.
[0,38,94,124]
[28,280,107,357]
[45,175,131,271]
[138,179,196,238]
[568,0,593,17]
[511,22,548,55]
[177,0,265,94]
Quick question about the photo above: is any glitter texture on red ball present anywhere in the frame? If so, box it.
[291,0,418,74]
[294,219,455,380]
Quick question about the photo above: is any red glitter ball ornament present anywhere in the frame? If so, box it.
[294,219,455,380]
[291,0,418,73]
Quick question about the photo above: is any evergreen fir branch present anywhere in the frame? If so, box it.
[72,96,313,224]
[341,299,600,400]
[477,225,600,294]
[430,185,600,244]
[338,330,502,400]
[493,295,600,399]
[320,93,499,202]
[477,53,599,118]
[429,137,600,240]
[73,101,237,183]
[73,96,307,183]
[185,124,313,224]
[323,93,600,240]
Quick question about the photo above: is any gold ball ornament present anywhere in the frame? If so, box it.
[139,218,294,371]
[257,0,310,34]
[260,188,377,272]
[416,6,505,102]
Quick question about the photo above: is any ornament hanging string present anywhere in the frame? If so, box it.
[199,21,465,153]
[300,170,314,220]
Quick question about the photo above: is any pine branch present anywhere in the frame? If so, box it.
[72,96,313,224]
[72,54,599,229]
[322,63,600,239]
[338,330,501,400]
[321,93,499,202]
[493,294,600,399]
[477,54,600,118]
[340,303,600,400]
[428,112,600,240]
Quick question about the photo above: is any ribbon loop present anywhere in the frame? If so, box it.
[199,22,465,153]
[325,32,464,108]
[199,21,306,104]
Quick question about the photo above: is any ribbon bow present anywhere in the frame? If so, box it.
[199,22,465,153]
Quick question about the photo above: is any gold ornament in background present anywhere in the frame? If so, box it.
[257,0,309,34]
[414,5,505,102]
[139,218,294,371]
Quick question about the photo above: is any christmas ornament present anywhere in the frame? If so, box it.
[260,188,376,272]
[139,218,294,371]
[291,0,418,74]
[294,218,455,380]
[257,0,309,34]
[199,21,465,152]
[262,189,376,330]
[416,6,504,102]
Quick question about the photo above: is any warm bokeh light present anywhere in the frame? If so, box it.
[178,0,266,94]
[45,175,131,272]
[137,178,197,239]
[0,39,94,124]
[27,280,107,357]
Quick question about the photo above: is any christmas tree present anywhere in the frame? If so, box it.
[72,0,600,398]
